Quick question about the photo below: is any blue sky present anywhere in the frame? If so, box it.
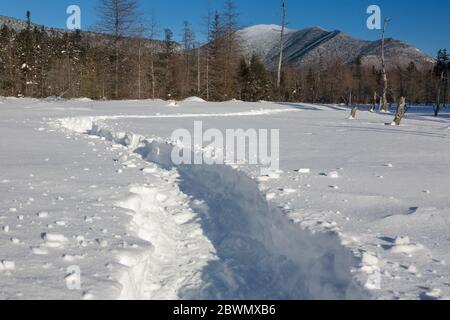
[0,0,448,56]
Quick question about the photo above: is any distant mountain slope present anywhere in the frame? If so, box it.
[0,15,34,31]
[1,16,434,70]
[0,15,173,51]
[237,25,434,69]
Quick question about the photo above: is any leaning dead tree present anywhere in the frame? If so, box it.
[276,0,286,89]
[380,18,392,113]
[392,96,406,125]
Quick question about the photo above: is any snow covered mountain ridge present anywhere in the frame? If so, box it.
[0,15,434,70]
[237,24,434,69]
[0,15,173,50]
[0,15,31,30]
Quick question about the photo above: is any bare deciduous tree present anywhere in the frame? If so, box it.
[277,0,286,89]
[95,0,140,99]
[182,21,194,96]
[147,11,159,100]
[204,8,213,101]
[380,17,392,113]
[222,0,240,98]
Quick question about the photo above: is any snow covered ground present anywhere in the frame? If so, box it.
[1,97,449,300]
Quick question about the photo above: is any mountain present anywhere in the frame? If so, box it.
[0,15,172,51]
[237,25,434,69]
[0,15,434,70]
[0,15,34,31]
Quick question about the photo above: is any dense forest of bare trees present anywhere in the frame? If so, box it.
[0,0,449,110]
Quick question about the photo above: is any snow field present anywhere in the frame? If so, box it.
[1,98,449,300]
[55,115,368,299]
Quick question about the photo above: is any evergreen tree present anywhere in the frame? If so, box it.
[15,11,35,96]
[0,25,15,95]
[238,55,269,101]
[208,11,225,100]
[433,49,449,116]
[181,21,195,96]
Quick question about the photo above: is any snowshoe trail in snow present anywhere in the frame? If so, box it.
[56,116,369,300]
[116,183,215,300]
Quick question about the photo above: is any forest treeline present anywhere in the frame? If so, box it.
[0,0,448,107]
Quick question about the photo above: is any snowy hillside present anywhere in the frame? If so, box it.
[0,97,449,300]
[0,15,172,51]
[236,24,296,59]
[237,25,434,68]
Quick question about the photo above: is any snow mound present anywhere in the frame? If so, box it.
[45,96,66,102]
[57,117,96,133]
[182,97,207,103]
[222,99,243,103]
[72,97,93,102]
[167,100,179,107]
[0,260,15,271]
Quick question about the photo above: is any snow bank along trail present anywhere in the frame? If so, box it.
[55,114,369,300]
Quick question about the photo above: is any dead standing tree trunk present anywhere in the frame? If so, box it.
[380,18,392,113]
[350,105,358,119]
[276,0,286,90]
[370,91,377,112]
[434,72,448,117]
[348,90,358,119]
[393,96,406,125]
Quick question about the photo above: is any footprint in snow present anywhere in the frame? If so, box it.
[31,247,49,255]
[420,289,442,300]
[10,237,21,245]
[41,233,69,249]
[37,211,49,218]
[0,260,15,271]
[327,171,340,179]
[281,188,297,195]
